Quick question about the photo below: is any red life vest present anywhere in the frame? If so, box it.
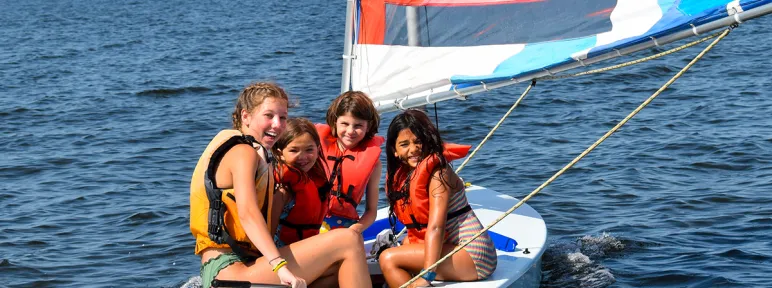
[389,144,471,244]
[275,165,329,245]
[315,123,384,220]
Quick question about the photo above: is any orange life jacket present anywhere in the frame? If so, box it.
[315,123,384,220]
[275,165,329,245]
[389,143,471,244]
[190,130,274,259]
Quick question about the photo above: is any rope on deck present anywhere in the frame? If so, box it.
[400,27,732,288]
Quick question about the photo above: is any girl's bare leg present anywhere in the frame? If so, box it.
[217,228,371,288]
[378,243,477,288]
[309,262,340,288]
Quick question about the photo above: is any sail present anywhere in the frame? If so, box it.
[344,0,772,112]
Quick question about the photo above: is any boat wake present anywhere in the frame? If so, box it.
[540,233,624,288]
[177,276,201,288]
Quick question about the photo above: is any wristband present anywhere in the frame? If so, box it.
[268,256,282,266]
[272,259,287,273]
[419,269,437,283]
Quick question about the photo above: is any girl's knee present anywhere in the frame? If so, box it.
[335,228,364,246]
[325,228,365,256]
[377,249,395,268]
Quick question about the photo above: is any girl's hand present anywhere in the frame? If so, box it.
[349,223,365,234]
[277,267,306,288]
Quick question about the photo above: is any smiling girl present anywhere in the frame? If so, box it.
[316,91,383,233]
[271,118,330,247]
[379,109,496,288]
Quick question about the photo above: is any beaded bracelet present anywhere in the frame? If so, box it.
[272,259,288,273]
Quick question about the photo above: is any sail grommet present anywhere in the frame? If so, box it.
[425,92,436,105]
[480,81,490,91]
[395,98,408,111]
[650,36,660,47]
[452,85,468,100]
[727,0,744,24]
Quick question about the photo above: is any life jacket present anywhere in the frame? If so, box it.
[275,165,330,245]
[190,130,274,260]
[315,123,384,220]
[388,143,472,244]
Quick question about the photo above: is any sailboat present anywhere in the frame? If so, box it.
[348,0,772,287]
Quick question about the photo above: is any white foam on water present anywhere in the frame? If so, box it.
[541,233,623,288]
[179,276,202,288]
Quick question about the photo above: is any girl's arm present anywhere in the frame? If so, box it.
[270,183,290,236]
[227,145,282,261]
[351,161,382,233]
[423,167,451,271]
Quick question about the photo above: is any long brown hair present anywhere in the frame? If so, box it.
[385,109,451,208]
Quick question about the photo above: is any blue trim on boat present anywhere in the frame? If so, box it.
[363,217,518,252]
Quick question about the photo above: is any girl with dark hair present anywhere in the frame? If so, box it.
[379,109,497,288]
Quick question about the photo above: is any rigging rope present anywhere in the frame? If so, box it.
[539,29,727,81]
[455,80,536,174]
[400,27,732,288]
[454,28,727,178]
[391,81,536,242]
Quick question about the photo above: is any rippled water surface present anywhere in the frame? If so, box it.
[2,1,771,287]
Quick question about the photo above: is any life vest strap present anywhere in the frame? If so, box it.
[404,204,472,231]
[222,228,259,262]
[327,154,358,208]
[205,178,259,261]
[204,135,270,261]
[331,184,358,206]
[279,219,321,241]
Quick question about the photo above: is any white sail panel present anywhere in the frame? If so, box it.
[351,44,525,102]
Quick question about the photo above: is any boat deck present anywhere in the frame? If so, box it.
[362,185,547,288]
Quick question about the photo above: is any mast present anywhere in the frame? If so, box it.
[340,0,356,93]
[406,6,420,46]
[406,5,428,112]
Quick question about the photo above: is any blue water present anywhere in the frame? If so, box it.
[2,1,771,287]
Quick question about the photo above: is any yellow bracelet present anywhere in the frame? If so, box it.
[272,259,287,272]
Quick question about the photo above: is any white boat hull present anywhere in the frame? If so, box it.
[361,185,547,287]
